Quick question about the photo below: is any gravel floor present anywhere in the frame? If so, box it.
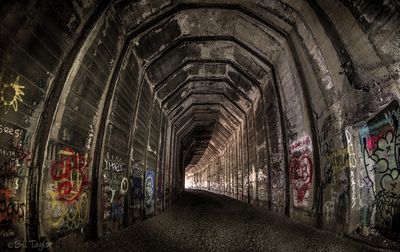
[82,189,388,252]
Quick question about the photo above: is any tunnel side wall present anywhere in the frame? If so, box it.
[185,0,400,241]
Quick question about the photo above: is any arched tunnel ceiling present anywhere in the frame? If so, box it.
[111,0,398,192]
[119,4,300,170]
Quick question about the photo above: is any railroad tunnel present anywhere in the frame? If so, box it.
[0,0,400,251]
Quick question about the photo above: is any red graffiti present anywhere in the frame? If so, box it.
[366,131,386,151]
[19,150,32,167]
[0,188,25,223]
[289,152,313,204]
[50,147,90,202]
[289,136,311,153]
[0,189,10,222]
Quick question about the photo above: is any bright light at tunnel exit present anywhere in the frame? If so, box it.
[185,176,194,189]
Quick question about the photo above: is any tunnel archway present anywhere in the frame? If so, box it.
[0,0,399,249]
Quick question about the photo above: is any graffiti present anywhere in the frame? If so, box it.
[0,188,25,223]
[105,152,123,172]
[359,101,400,228]
[1,150,31,177]
[102,152,126,222]
[130,162,142,176]
[0,124,24,138]
[321,129,356,188]
[324,144,355,182]
[321,114,337,143]
[324,188,346,223]
[290,136,311,153]
[0,228,15,238]
[47,146,90,230]
[345,129,357,168]
[0,76,25,114]
[345,129,357,209]
[289,136,313,208]
[103,155,125,197]
[130,176,142,205]
[0,123,29,184]
[0,148,18,158]
[350,169,357,209]
[46,189,88,230]
[120,177,128,194]
[324,190,338,220]
[384,107,400,125]
[145,170,155,214]
[365,131,386,151]
[103,174,127,204]
[325,148,349,174]
[103,190,112,219]
[50,147,90,202]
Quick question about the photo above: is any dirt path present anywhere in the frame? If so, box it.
[82,190,385,252]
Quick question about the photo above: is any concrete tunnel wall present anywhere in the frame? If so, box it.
[0,0,399,249]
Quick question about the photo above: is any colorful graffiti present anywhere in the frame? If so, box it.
[359,101,400,229]
[46,189,89,230]
[0,122,28,243]
[0,188,25,223]
[289,136,313,208]
[145,170,155,215]
[47,146,90,231]
[50,147,90,202]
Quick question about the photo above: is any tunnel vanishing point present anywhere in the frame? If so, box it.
[0,0,400,250]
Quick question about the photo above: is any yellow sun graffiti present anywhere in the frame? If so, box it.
[0,76,25,114]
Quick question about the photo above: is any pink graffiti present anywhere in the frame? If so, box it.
[290,136,311,153]
[289,152,313,203]
[289,136,313,206]
[366,131,385,151]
